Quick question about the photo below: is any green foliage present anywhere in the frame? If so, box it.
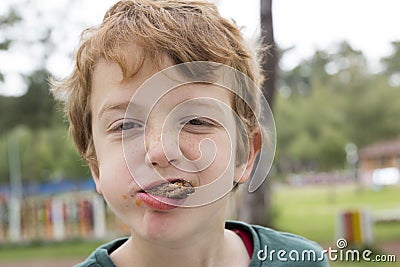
[0,8,21,51]
[0,39,11,50]
[275,41,400,173]
[344,75,400,146]
[0,137,9,182]
[0,67,91,184]
[0,4,91,184]
[381,41,400,76]
[0,125,89,184]
[0,8,21,26]
[0,70,56,135]
[0,7,21,85]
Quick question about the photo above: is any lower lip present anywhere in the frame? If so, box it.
[136,192,185,211]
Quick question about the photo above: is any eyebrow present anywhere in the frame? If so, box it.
[97,101,130,119]
[97,98,229,119]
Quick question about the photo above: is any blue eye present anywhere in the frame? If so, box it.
[120,121,141,130]
[111,120,142,132]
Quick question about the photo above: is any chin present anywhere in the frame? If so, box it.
[138,208,191,242]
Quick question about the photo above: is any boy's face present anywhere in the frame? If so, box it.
[89,54,259,241]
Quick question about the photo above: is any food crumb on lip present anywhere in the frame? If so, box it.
[143,179,195,199]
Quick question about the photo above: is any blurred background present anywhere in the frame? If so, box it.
[0,0,399,266]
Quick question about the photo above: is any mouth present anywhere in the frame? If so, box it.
[141,179,195,200]
[136,179,195,211]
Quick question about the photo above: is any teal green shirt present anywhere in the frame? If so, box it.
[75,220,329,266]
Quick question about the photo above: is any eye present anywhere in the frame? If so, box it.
[187,118,210,126]
[182,117,220,133]
[110,119,143,132]
[185,117,216,127]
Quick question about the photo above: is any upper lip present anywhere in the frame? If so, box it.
[138,178,194,192]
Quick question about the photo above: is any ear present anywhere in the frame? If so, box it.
[234,127,262,184]
[90,166,103,195]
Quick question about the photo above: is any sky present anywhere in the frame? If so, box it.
[221,0,400,70]
[0,0,400,96]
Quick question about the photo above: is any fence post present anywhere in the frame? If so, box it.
[336,208,373,246]
[93,194,106,239]
[7,133,22,242]
[52,198,65,240]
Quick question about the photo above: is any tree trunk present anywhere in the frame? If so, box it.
[260,0,276,108]
[237,0,276,227]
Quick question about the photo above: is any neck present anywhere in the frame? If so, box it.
[113,220,232,267]
[110,206,249,267]
[138,223,226,267]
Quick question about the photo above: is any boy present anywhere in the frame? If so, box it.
[52,0,328,266]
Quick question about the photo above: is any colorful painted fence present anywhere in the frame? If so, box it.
[0,191,128,243]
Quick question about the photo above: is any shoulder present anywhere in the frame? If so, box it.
[74,238,129,267]
[226,221,329,266]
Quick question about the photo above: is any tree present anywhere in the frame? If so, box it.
[0,4,89,184]
[381,41,400,87]
[274,40,400,174]
[238,0,276,227]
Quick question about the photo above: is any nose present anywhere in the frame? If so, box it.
[144,127,181,168]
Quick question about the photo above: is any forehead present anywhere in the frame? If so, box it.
[91,58,233,120]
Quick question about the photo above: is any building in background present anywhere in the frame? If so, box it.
[359,138,400,186]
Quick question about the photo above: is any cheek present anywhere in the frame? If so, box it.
[96,152,141,220]
[98,153,131,196]
[213,133,234,170]
[178,133,202,161]
[93,134,136,196]
[180,132,235,183]
[180,130,233,159]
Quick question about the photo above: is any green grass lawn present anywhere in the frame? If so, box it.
[272,184,400,243]
[272,184,400,266]
[0,239,105,262]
